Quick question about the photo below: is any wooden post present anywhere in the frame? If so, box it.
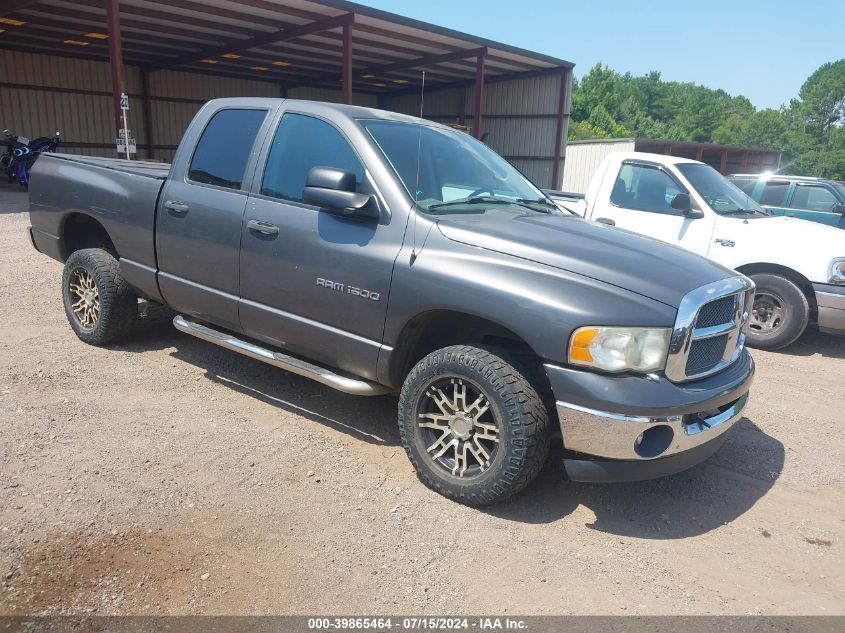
[740,151,749,171]
[695,147,704,161]
[551,67,571,190]
[472,49,487,139]
[105,0,125,137]
[719,149,728,174]
[342,21,353,105]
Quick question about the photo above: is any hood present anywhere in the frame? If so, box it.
[721,214,843,251]
[714,214,845,282]
[436,210,738,307]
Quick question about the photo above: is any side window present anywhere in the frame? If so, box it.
[611,163,684,214]
[790,185,838,212]
[188,108,267,189]
[261,113,364,203]
[758,180,789,206]
[729,177,757,196]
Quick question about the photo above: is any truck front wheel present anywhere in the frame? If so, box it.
[61,248,137,346]
[746,273,809,350]
[398,345,550,505]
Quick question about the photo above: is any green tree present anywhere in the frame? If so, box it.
[798,59,845,134]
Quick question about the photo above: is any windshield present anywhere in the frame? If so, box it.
[677,163,768,215]
[363,119,555,215]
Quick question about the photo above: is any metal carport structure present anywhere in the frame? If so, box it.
[0,0,574,187]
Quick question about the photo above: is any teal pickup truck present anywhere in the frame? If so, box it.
[728,174,845,229]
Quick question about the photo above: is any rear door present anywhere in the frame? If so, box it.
[786,182,845,228]
[588,160,715,255]
[238,110,401,380]
[156,106,270,332]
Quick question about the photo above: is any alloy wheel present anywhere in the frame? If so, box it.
[416,377,500,478]
[68,268,100,330]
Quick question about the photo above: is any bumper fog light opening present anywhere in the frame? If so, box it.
[633,424,675,458]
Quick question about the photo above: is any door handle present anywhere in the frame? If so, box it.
[247,219,279,236]
[596,217,616,226]
[165,200,189,215]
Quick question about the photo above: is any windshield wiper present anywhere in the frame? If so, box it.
[722,208,770,217]
[516,197,558,212]
[428,196,553,213]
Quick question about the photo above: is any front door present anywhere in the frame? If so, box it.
[239,111,401,380]
[589,160,715,255]
[156,107,269,331]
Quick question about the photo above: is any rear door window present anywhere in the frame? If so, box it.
[758,180,790,206]
[789,185,838,212]
[188,108,268,189]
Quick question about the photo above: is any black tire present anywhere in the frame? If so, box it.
[62,248,137,345]
[398,345,550,506]
[746,273,809,350]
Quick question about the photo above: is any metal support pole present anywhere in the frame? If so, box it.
[342,21,353,105]
[551,67,571,189]
[141,70,154,159]
[105,0,125,137]
[472,49,487,139]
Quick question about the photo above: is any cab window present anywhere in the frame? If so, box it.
[188,108,268,190]
[261,113,364,203]
[789,185,838,212]
[759,180,789,206]
[611,163,685,214]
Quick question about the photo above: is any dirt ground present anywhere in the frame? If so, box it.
[1,187,843,616]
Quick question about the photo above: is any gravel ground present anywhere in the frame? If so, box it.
[1,187,843,615]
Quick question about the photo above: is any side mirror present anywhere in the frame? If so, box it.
[832,203,845,215]
[302,166,379,220]
[671,192,704,219]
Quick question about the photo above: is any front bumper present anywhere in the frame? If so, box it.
[544,349,754,483]
[813,283,845,334]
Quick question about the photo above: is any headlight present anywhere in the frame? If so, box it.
[568,326,671,373]
[830,258,845,285]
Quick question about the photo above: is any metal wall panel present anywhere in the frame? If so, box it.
[148,70,280,101]
[383,86,467,119]
[287,86,379,107]
[1,50,569,186]
[561,140,636,193]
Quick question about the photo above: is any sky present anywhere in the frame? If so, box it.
[359,0,845,110]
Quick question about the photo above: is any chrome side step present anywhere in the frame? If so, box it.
[172,315,391,396]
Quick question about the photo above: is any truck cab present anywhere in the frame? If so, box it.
[728,174,845,229]
[579,152,845,349]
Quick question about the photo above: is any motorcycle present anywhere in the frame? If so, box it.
[2,129,62,189]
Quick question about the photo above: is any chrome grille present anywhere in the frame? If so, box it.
[686,334,729,375]
[665,277,755,382]
[696,296,737,328]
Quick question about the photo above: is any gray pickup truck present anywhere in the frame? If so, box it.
[27,98,755,505]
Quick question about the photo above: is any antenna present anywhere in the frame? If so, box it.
[410,71,425,265]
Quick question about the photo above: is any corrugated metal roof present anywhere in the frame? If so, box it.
[0,0,573,94]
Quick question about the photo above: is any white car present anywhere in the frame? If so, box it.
[556,152,845,349]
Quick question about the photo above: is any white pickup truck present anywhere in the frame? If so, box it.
[549,152,845,349]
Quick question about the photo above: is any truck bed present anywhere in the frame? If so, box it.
[48,153,171,179]
[29,152,169,304]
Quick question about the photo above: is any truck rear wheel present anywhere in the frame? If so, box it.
[746,273,809,350]
[62,248,137,346]
[398,345,550,506]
